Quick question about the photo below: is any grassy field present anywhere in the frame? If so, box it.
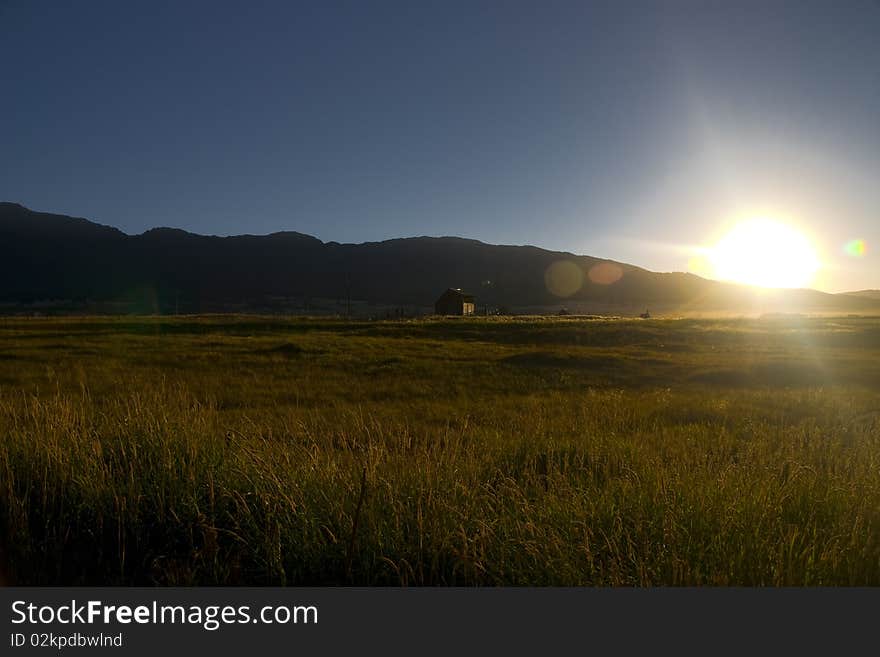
[1,314,879,585]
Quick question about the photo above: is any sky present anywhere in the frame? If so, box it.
[1,0,878,292]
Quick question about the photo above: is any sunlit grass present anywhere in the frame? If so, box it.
[1,315,879,585]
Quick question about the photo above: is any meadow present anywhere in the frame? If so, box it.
[1,314,879,585]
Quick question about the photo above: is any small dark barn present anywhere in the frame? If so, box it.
[435,288,476,316]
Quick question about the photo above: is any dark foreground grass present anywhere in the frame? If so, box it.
[1,315,879,585]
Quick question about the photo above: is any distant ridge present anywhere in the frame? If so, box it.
[840,290,880,300]
[1,202,879,316]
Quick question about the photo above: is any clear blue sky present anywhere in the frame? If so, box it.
[2,1,878,291]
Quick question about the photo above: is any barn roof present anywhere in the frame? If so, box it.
[438,288,475,302]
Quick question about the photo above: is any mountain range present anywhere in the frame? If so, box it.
[840,290,880,301]
[1,202,878,316]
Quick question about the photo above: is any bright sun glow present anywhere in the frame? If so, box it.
[707,218,821,289]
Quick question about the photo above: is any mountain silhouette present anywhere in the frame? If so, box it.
[840,290,880,300]
[1,202,878,316]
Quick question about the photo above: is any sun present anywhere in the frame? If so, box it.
[706,218,821,289]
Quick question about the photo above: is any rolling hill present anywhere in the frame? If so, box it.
[841,290,880,301]
[2,202,878,316]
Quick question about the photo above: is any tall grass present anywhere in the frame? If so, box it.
[1,316,879,584]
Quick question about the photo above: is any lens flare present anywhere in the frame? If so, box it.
[544,260,584,297]
[844,239,867,258]
[587,262,624,285]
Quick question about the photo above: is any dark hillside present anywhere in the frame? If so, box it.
[1,202,878,315]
